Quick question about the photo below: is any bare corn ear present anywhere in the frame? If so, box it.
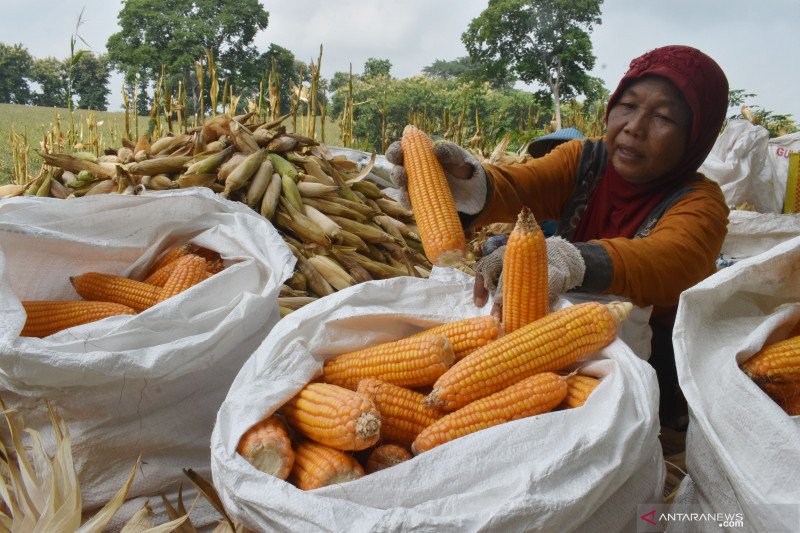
[740,334,800,382]
[409,315,501,361]
[425,301,631,411]
[559,374,602,409]
[502,207,547,332]
[237,415,294,479]
[281,382,381,451]
[356,378,443,447]
[71,273,161,312]
[412,372,567,454]
[365,444,413,474]
[289,440,364,490]
[20,300,137,337]
[322,333,455,390]
[400,125,466,266]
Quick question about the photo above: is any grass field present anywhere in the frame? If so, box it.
[0,103,343,186]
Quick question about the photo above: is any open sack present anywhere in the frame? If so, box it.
[0,188,294,527]
[673,236,800,532]
[211,268,663,532]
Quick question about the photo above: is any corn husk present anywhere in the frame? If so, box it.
[259,173,282,220]
[222,150,265,198]
[39,152,115,180]
[128,156,192,176]
[245,159,274,208]
[307,255,355,291]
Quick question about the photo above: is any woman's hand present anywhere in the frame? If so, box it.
[384,139,488,215]
[472,237,587,317]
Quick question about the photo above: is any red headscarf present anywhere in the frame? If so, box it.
[573,45,729,241]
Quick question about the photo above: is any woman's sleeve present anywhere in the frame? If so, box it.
[585,178,729,309]
[468,139,584,228]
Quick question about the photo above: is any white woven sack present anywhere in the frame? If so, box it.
[699,119,779,213]
[720,211,800,264]
[673,236,800,532]
[211,268,663,533]
[0,188,294,527]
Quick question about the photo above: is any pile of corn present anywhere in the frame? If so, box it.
[237,302,624,490]
[19,243,223,337]
[740,331,800,415]
[2,114,433,316]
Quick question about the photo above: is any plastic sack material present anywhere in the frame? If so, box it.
[0,188,295,527]
[672,236,800,532]
[718,210,800,267]
[211,268,663,533]
[699,119,780,213]
[767,131,800,209]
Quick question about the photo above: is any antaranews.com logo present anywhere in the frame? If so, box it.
[636,503,799,532]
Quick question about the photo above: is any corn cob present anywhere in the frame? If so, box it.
[400,125,466,266]
[425,301,632,411]
[158,254,208,302]
[356,378,443,447]
[502,207,548,332]
[260,173,283,220]
[740,334,800,383]
[71,272,161,312]
[289,440,364,490]
[281,382,381,451]
[245,158,274,208]
[20,300,137,337]
[223,149,265,198]
[307,255,355,291]
[144,253,214,286]
[365,444,413,474]
[412,372,568,454]
[559,374,601,409]
[237,415,295,479]
[322,333,455,390]
[149,244,192,274]
[410,316,501,361]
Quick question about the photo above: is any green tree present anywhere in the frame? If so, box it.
[107,0,269,115]
[423,57,473,80]
[72,53,111,109]
[30,57,68,107]
[0,43,34,104]
[463,0,602,129]
[363,58,391,78]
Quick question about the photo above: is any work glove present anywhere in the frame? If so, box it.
[472,236,586,316]
[384,139,488,215]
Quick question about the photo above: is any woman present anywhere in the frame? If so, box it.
[386,45,730,428]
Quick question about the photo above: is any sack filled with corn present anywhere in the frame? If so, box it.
[211,268,662,532]
[671,235,800,532]
[0,187,295,528]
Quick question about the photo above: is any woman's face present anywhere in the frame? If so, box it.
[606,76,692,185]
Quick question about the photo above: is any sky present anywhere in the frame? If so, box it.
[1,0,799,120]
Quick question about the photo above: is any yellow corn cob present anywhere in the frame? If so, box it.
[740,334,800,383]
[356,378,443,447]
[149,244,192,274]
[281,383,381,451]
[236,415,295,479]
[502,207,547,332]
[71,272,161,312]
[412,372,568,454]
[409,315,501,361]
[425,301,632,411]
[781,394,800,416]
[322,333,455,390]
[157,254,208,302]
[400,125,466,266]
[560,374,602,409]
[365,443,413,474]
[20,300,137,337]
[289,440,365,491]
